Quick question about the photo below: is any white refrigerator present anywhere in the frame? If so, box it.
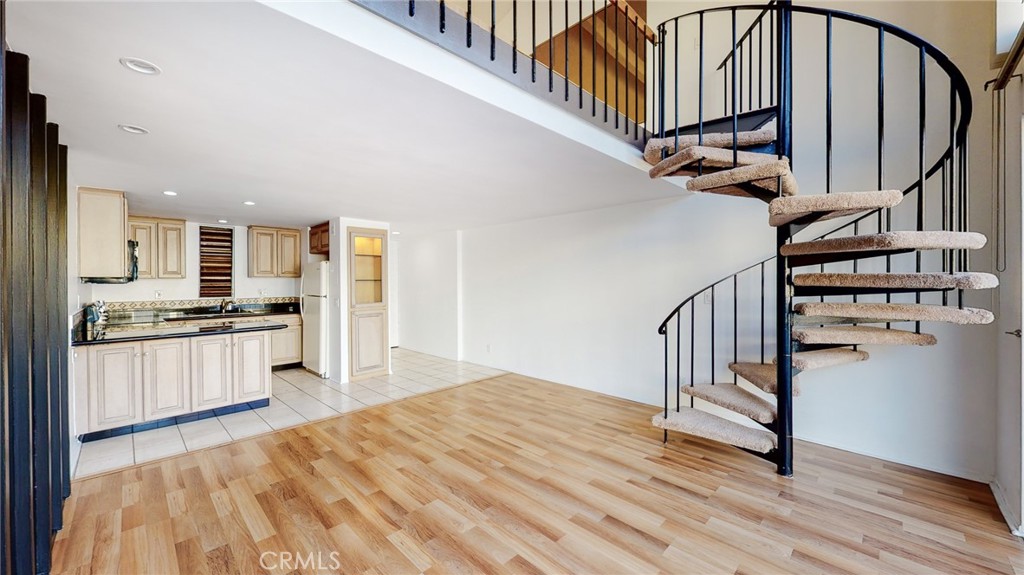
[301,261,330,378]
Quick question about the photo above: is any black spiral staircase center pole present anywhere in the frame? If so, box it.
[775,0,795,477]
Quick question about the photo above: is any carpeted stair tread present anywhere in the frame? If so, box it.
[780,231,987,258]
[794,302,995,325]
[792,271,999,291]
[728,362,801,396]
[652,408,777,453]
[777,348,870,371]
[768,190,903,226]
[793,325,937,346]
[643,129,776,165]
[685,159,799,199]
[649,146,779,179]
[681,384,777,423]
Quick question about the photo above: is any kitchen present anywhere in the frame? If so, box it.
[70,186,398,476]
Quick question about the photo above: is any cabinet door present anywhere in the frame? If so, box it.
[142,338,191,420]
[350,309,388,379]
[128,219,157,279]
[87,342,143,431]
[157,221,186,279]
[233,332,270,401]
[191,335,233,410]
[277,229,301,277]
[271,325,302,366]
[249,227,277,277]
[79,188,127,278]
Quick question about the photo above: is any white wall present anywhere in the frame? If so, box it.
[89,222,300,303]
[397,230,461,360]
[328,216,391,383]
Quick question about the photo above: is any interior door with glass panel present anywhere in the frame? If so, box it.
[349,228,388,380]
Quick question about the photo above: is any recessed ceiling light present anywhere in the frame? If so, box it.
[243,201,255,206]
[119,57,162,76]
[391,231,401,235]
[117,124,149,135]
[217,219,228,224]
[162,190,177,196]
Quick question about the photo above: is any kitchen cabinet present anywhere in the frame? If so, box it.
[248,226,300,278]
[128,216,186,279]
[86,342,143,431]
[270,314,302,366]
[309,221,330,256]
[234,332,270,401]
[77,330,275,433]
[78,188,127,278]
[142,338,191,420]
[191,334,233,410]
[348,227,389,380]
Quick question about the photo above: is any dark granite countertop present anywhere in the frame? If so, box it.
[72,320,287,346]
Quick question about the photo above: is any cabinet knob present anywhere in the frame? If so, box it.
[135,353,141,358]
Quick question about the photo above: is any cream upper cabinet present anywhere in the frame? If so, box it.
[129,216,186,279]
[79,188,127,278]
[128,219,157,279]
[248,227,278,277]
[191,334,233,410]
[248,226,300,278]
[234,332,270,401]
[142,338,191,421]
[87,342,143,431]
[157,221,186,278]
[277,229,301,277]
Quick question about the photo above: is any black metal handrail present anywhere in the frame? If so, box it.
[654,2,974,476]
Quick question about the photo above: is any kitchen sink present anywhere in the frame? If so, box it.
[163,310,257,322]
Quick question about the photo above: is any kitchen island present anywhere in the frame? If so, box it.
[72,316,287,441]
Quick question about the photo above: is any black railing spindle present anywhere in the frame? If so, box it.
[513,0,518,73]
[604,0,609,122]
[490,0,496,60]
[826,14,832,195]
[615,4,620,128]
[564,0,570,101]
[579,0,583,108]
[698,14,704,175]
[733,275,738,385]
[440,0,446,33]
[466,0,472,46]
[634,15,639,138]
[732,8,738,166]
[409,0,415,17]
[532,0,537,81]
[711,284,716,385]
[592,0,596,116]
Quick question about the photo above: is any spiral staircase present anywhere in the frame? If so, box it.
[646,3,994,475]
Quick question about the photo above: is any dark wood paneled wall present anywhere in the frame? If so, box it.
[0,1,71,570]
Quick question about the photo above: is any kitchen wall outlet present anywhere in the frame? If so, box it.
[258,289,267,297]
[486,344,491,353]
[703,291,713,305]
[154,290,163,300]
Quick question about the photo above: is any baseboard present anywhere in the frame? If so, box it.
[792,433,994,484]
[991,479,1024,538]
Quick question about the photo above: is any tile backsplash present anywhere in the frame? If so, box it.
[104,296,299,311]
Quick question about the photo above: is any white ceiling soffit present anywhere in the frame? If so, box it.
[8,1,681,231]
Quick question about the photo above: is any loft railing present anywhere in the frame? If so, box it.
[654,3,973,475]
[353,0,659,146]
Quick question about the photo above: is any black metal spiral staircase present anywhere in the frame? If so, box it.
[647,2,990,476]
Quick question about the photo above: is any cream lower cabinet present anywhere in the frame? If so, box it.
[191,334,233,410]
[270,315,302,366]
[87,342,144,431]
[234,332,270,401]
[350,309,388,379]
[142,338,192,421]
[78,330,274,433]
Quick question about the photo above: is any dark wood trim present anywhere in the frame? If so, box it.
[46,122,63,533]
[6,50,36,575]
[58,144,70,501]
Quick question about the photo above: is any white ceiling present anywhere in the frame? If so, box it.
[7,1,678,231]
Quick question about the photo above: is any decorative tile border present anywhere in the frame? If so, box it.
[104,296,298,311]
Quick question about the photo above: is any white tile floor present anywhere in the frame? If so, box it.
[74,348,506,479]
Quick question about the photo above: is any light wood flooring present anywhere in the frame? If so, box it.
[53,373,1024,574]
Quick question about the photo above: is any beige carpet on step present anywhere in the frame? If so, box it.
[768,189,903,226]
[794,302,995,325]
[652,409,777,453]
[643,129,776,165]
[792,325,937,346]
[681,383,777,423]
[649,146,778,179]
[775,348,870,371]
[792,271,999,291]
[685,159,799,198]
[780,231,987,257]
[728,362,802,396]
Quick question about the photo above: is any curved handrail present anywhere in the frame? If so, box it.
[655,3,972,335]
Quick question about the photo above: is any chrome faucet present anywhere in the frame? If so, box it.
[220,299,237,313]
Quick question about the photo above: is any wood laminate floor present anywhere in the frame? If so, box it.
[53,373,1024,574]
